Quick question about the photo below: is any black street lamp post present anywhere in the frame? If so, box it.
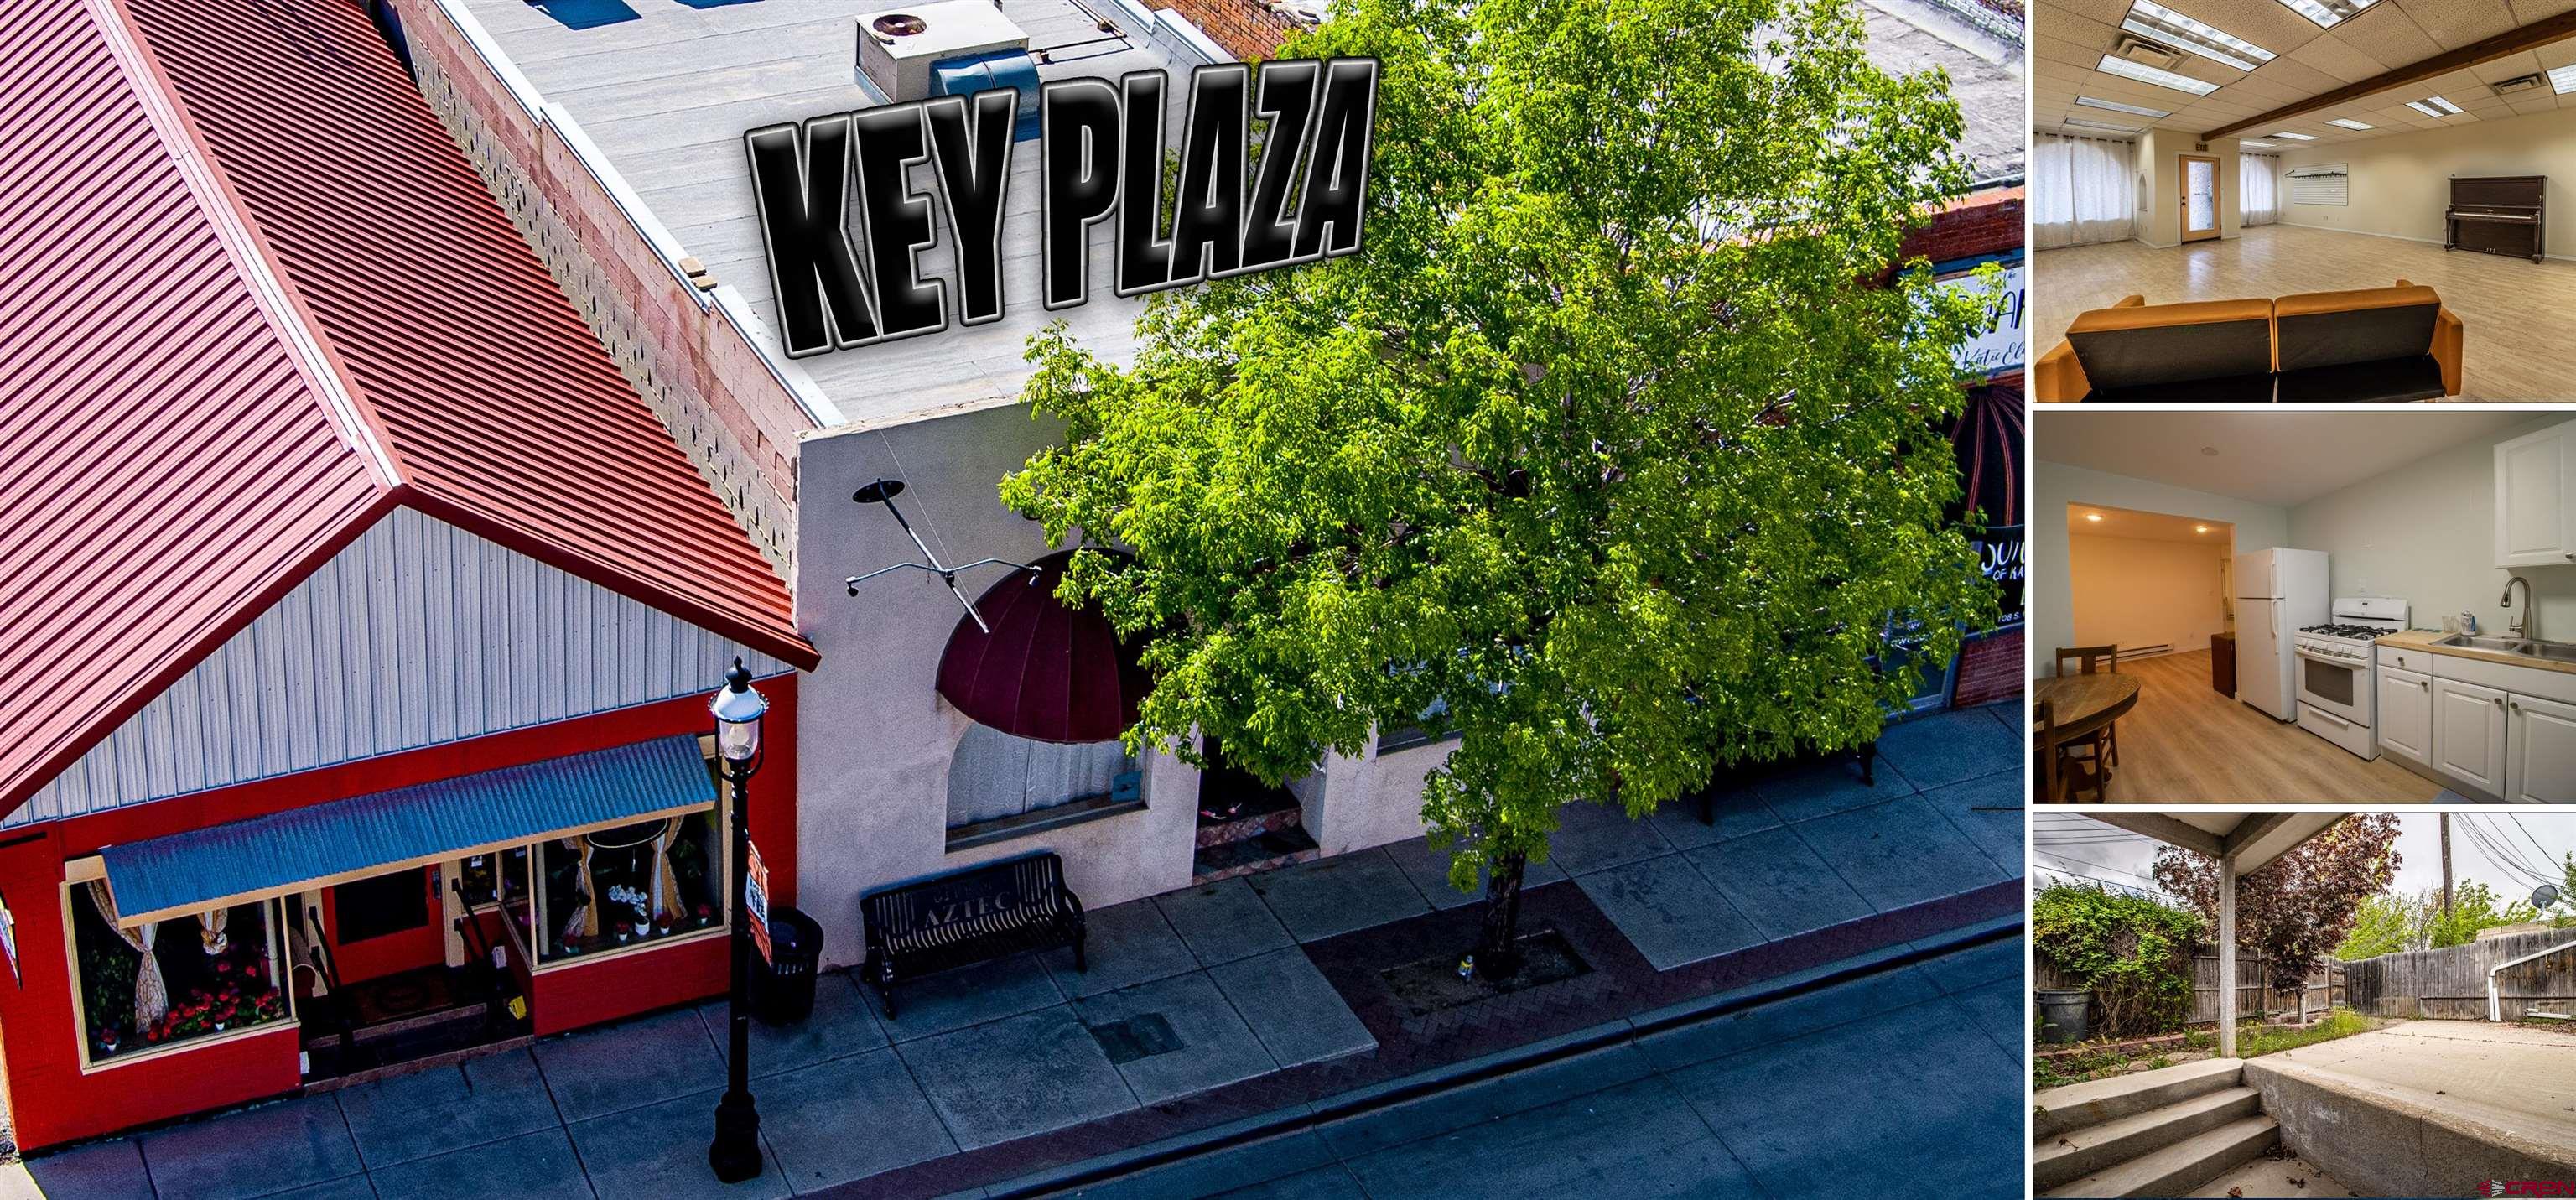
[708,658,767,1183]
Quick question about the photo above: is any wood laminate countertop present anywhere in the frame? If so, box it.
[2374,629,2576,677]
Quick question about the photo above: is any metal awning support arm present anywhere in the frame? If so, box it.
[844,481,1045,633]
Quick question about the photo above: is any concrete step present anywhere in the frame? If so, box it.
[2035,1057,2243,1140]
[2033,1087,2262,1192]
[2041,1114,2277,1198]
[1192,826,1322,883]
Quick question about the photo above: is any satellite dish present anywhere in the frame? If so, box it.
[2536,883,2562,909]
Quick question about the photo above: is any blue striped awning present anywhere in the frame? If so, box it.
[100,735,716,925]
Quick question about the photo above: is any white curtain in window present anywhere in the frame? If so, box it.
[2033,133,2136,249]
[948,725,1136,828]
[2241,153,2281,226]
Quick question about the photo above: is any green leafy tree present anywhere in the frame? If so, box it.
[1004,0,2000,974]
[2428,881,2540,948]
[2031,884,2203,1037]
[2333,891,2423,961]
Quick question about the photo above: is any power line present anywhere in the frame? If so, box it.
[2034,848,2165,889]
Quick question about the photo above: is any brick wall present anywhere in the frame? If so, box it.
[1953,627,2024,707]
[1160,0,1301,58]
[389,0,812,578]
[1902,184,2025,265]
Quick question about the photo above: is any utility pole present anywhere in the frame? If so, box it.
[2440,812,2454,919]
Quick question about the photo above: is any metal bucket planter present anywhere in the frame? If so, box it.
[2036,989,2092,1044]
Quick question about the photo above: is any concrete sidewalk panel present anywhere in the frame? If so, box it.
[863,953,1068,1041]
[1758,754,1908,823]
[1246,850,1431,943]
[137,1094,363,1200]
[1873,707,2019,789]
[759,1047,958,1191]
[566,1091,789,1200]
[1537,800,1674,876]
[1041,899,1198,999]
[1792,797,2007,913]
[1206,948,1375,1068]
[335,1048,560,1168]
[366,1128,590,1200]
[18,1136,153,1200]
[1074,972,1279,1105]
[1919,772,2024,877]
[1384,835,1566,912]
[532,1007,724,1122]
[700,969,889,1075]
[896,1007,1138,1150]
[1155,877,1296,967]
[1576,853,1763,971]
[1687,825,1875,942]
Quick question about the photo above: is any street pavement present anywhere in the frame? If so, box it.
[5,703,2022,1200]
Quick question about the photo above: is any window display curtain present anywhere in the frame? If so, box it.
[2033,133,2136,248]
[86,881,168,1031]
[2241,153,2280,226]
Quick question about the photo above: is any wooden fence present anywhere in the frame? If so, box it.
[2034,950,2341,1031]
[2340,928,2576,1021]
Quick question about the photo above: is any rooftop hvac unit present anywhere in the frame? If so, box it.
[858,1,1030,103]
[2111,34,2186,72]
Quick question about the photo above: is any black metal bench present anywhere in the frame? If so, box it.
[860,851,1086,1018]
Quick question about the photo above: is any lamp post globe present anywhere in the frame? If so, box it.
[707,657,766,1182]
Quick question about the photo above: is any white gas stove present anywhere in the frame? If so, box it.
[2292,596,2407,759]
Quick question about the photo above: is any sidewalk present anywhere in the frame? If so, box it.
[9,701,2022,1200]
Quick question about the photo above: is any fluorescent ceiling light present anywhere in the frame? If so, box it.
[2239,140,2278,148]
[2125,0,2274,71]
[2063,117,2145,132]
[2270,131,2318,140]
[2552,64,2576,95]
[2098,55,2220,96]
[2325,118,2374,130]
[2405,96,2463,117]
[2277,0,2380,29]
[2076,96,2172,118]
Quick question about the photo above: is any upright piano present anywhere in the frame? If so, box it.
[2446,175,2546,262]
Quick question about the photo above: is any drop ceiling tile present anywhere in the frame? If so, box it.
[2285,33,2397,79]
[2157,0,2333,54]
[2511,0,2576,18]
[2393,0,2518,49]
[2537,38,2576,67]
[2328,3,2447,64]
[2253,56,2348,93]
[2043,0,2132,26]
[2471,49,2547,80]
[2506,93,2564,112]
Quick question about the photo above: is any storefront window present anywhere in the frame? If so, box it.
[456,846,532,910]
[947,724,1139,830]
[68,884,286,1062]
[535,811,723,962]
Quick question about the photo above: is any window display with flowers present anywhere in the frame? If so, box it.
[535,808,722,963]
[68,885,288,1063]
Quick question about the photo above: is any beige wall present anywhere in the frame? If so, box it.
[2068,532,2231,658]
[2278,106,2576,257]
[2137,127,2242,247]
[2033,462,2291,677]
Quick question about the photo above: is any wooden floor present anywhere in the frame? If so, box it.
[2032,224,2576,401]
[2042,650,2443,804]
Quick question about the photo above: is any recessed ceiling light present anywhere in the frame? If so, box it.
[2195,525,2210,533]
[2277,0,2380,29]
[2087,513,2104,522]
[2406,96,2463,117]
[2064,117,2146,132]
[2099,55,2221,96]
[2551,65,2576,95]
[2326,118,2375,130]
[2126,0,2275,71]
[2077,96,2173,118]
[2271,131,2319,140]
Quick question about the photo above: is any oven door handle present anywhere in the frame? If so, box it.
[2307,706,2354,730]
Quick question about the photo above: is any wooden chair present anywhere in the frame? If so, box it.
[2033,699,2105,803]
[2053,645,2122,771]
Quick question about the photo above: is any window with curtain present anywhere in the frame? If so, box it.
[70,886,286,1062]
[947,724,1139,832]
[538,811,724,961]
[2241,153,2281,226]
[2033,133,2136,248]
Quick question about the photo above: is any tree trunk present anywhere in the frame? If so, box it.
[1475,850,1529,981]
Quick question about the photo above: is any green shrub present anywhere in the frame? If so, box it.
[2033,883,2203,1038]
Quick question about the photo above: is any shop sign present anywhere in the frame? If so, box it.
[745,840,772,965]
[1940,260,2026,378]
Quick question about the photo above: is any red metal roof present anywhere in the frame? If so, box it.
[0,0,812,819]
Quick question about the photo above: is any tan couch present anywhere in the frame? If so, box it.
[2036,281,2462,402]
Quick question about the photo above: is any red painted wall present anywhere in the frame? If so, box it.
[0,676,798,1152]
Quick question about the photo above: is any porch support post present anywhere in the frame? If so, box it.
[2218,854,2239,1058]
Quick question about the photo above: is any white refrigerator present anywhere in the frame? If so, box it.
[2233,547,2329,722]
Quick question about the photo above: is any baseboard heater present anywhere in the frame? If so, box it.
[2116,643,2175,662]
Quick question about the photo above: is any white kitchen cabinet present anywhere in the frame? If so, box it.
[2495,423,2576,567]
[2430,677,2507,795]
[2506,692,2576,803]
[2376,665,2431,767]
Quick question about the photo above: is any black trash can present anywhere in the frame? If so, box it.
[754,906,824,1025]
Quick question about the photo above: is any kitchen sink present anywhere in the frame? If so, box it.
[2516,641,2576,664]
[2434,633,2576,663]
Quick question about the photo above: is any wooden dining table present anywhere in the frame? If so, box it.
[2033,673,2141,797]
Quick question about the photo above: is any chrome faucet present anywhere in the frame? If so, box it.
[2503,574,2536,641]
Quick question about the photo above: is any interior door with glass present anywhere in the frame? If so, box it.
[2182,155,2220,243]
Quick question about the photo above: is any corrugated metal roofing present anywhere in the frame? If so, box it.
[99,734,714,923]
[0,0,814,822]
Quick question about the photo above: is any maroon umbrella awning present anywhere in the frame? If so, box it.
[1945,383,2024,531]
[936,549,1150,744]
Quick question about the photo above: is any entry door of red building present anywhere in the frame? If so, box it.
[322,866,446,984]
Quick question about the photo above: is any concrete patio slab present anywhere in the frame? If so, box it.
[1154,876,1296,967]
[896,1006,1137,1151]
[136,1094,364,1200]
[1384,834,1566,912]
[700,970,888,1077]
[1245,849,1431,943]
[366,1128,591,1200]
[1337,1074,1758,1199]
[758,1047,959,1192]
[2257,1021,2576,1149]
[1074,972,1278,1106]
[1206,948,1376,1068]
[1756,754,1908,823]
[1686,826,1876,942]
[531,1006,725,1122]
[1041,899,1199,1000]
[1575,852,1764,971]
[864,952,1068,1041]
[1792,796,2008,913]
[565,1090,790,1200]
[335,1047,560,1168]
[1537,800,1674,875]
[1873,706,2020,790]
[19,1135,153,1200]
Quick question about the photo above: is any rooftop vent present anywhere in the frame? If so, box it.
[2111,34,2187,72]
[857,0,1031,102]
